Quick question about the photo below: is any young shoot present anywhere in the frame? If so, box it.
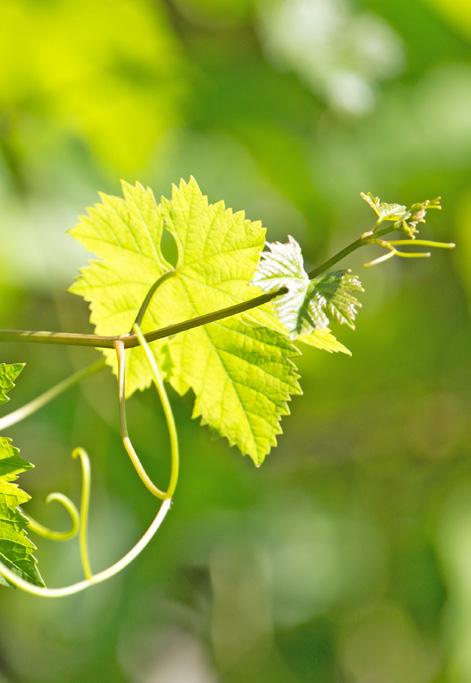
[0,181,455,598]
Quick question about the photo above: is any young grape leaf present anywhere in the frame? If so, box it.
[252,235,314,336]
[360,192,408,223]
[0,363,44,588]
[252,235,363,336]
[361,192,441,238]
[70,178,301,465]
[297,329,351,355]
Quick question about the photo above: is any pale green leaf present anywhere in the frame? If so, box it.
[297,329,351,355]
[252,235,325,337]
[312,270,363,329]
[0,363,24,404]
[252,235,363,335]
[158,179,302,465]
[361,191,441,238]
[69,181,173,395]
[360,191,408,223]
[70,178,302,465]
[0,364,44,588]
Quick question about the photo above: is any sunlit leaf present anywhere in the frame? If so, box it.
[70,178,301,465]
[253,235,363,335]
[297,328,351,355]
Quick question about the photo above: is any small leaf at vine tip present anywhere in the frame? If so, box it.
[360,192,408,223]
[361,192,442,239]
[70,177,301,464]
[297,329,351,355]
[252,235,363,335]
[0,363,44,588]
[0,363,24,404]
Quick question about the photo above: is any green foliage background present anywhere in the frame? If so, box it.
[0,0,470,681]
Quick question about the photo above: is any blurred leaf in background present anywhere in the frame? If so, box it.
[258,0,404,116]
[0,0,185,179]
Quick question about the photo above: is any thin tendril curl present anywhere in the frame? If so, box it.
[115,326,179,500]
[0,324,178,597]
[25,492,79,542]
[0,499,171,598]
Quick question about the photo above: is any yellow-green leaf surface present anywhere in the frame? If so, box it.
[360,192,408,223]
[69,181,173,394]
[297,329,351,355]
[0,364,44,587]
[70,178,301,465]
[0,362,24,403]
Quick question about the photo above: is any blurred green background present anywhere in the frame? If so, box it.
[0,0,470,681]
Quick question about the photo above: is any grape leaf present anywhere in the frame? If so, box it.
[0,363,44,588]
[311,270,363,329]
[69,181,173,395]
[70,178,301,465]
[360,192,408,223]
[252,235,363,335]
[297,329,351,355]
[252,235,316,336]
[361,192,442,238]
[159,181,302,465]
[0,362,25,403]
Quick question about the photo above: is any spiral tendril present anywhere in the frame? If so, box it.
[25,492,79,542]
[0,324,178,597]
[72,447,92,579]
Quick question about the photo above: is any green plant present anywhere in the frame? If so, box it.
[0,179,454,598]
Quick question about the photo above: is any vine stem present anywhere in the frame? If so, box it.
[0,498,171,598]
[0,228,394,350]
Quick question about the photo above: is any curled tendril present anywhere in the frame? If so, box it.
[0,498,171,598]
[0,322,178,597]
[115,339,166,500]
[115,325,179,500]
[133,323,179,499]
[25,492,79,542]
[0,434,173,598]
[24,447,91,576]
[72,447,92,579]
[363,237,455,268]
